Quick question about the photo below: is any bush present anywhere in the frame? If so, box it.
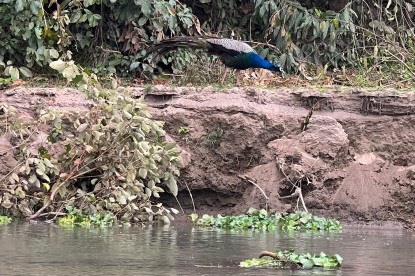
[0,89,181,224]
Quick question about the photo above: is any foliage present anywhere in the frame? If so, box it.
[206,124,224,148]
[240,250,343,269]
[0,215,12,225]
[0,0,198,79]
[1,84,181,224]
[58,206,114,227]
[1,0,414,83]
[177,126,189,136]
[192,208,341,231]
[276,211,342,231]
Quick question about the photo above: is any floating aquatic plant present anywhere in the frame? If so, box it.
[240,250,343,270]
[58,206,114,228]
[192,208,341,231]
[0,215,11,225]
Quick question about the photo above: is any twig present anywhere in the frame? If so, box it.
[277,160,308,212]
[37,211,66,218]
[278,187,308,213]
[174,196,185,215]
[182,180,196,214]
[295,187,308,213]
[238,175,269,211]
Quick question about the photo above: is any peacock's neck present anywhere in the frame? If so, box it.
[248,53,275,70]
[222,52,278,71]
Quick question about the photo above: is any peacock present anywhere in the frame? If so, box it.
[151,36,283,73]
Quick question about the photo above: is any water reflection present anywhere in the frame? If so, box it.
[0,222,413,276]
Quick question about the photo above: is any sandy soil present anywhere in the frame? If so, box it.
[1,85,415,228]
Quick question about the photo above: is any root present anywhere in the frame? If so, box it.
[238,175,269,211]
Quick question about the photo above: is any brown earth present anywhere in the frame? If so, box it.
[1,85,415,228]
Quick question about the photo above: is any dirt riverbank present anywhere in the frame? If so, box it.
[1,85,414,228]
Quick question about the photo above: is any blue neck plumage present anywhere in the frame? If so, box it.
[248,52,280,72]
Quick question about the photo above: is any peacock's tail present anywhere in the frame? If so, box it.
[150,36,212,65]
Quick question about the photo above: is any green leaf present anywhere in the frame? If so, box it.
[138,168,147,179]
[76,123,88,132]
[43,158,54,168]
[11,173,19,182]
[138,17,147,26]
[37,162,46,174]
[29,174,37,184]
[49,49,59,59]
[42,183,51,191]
[15,0,24,12]
[36,168,44,176]
[300,257,314,269]
[1,201,13,209]
[49,60,66,73]
[62,66,80,81]
[117,195,127,205]
[19,67,33,78]
[141,2,151,16]
[189,213,198,222]
[9,67,19,80]
[167,176,178,196]
[334,254,343,265]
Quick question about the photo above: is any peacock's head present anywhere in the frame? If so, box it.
[270,63,284,74]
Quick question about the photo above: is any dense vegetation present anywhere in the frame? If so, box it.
[193,209,342,231]
[0,0,414,86]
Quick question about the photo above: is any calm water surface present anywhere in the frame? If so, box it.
[0,222,413,276]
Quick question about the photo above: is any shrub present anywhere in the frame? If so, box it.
[0,90,181,224]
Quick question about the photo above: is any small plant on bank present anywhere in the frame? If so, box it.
[0,215,12,225]
[177,126,189,136]
[240,250,343,270]
[177,126,190,143]
[206,124,224,148]
[192,208,341,231]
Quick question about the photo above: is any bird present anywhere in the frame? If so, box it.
[151,36,283,73]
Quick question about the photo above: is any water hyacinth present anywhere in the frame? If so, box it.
[240,250,343,270]
[0,215,12,225]
[192,208,342,231]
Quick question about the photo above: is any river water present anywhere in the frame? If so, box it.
[0,222,413,276]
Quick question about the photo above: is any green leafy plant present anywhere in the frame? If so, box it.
[240,250,343,269]
[206,124,224,148]
[0,60,33,81]
[0,215,12,225]
[1,71,182,225]
[177,126,190,136]
[193,208,341,231]
[276,211,342,231]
